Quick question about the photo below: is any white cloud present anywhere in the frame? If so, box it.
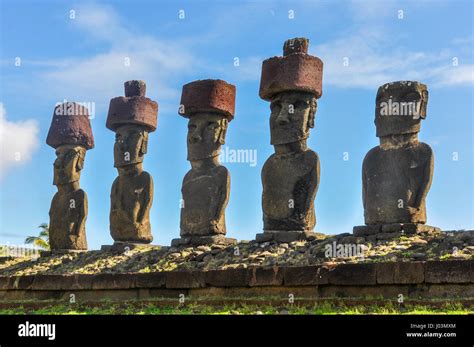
[37,4,198,104]
[312,30,474,89]
[0,103,40,180]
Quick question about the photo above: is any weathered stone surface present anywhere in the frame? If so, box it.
[124,80,146,97]
[166,271,206,289]
[425,260,474,283]
[0,260,473,302]
[135,272,167,288]
[256,231,318,243]
[91,273,137,290]
[0,276,9,290]
[108,81,156,244]
[376,262,425,284]
[179,79,236,120]
[47,103,93,252]
[403,223,440,235]
[353,225,380,236]
[4,284,474,303]
[255,233,273,243]
[175,80,236,245]
[46,102,94,150]
[283,265,329,286]
[425,284,474,298]
[376,232,402,240]
[6,275,35,290]
[328,263,377,285]
[31,274,93,290]
[248,266,283,286]
[354,223,439,237]
[260,38,323,100]
[283,37,309,56]
[360,81,434,232]
[259,39,322,240]
[381,223,404,233]
[171,235,236,247]
[107,81,158,131]
[100,242,154,252]
[205,268,249,287]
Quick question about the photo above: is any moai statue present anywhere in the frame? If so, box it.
[255,38,323,243]
[171,79,237,247]
[106,80,158,246]
[46,102,94,252]
[353,81,438,237]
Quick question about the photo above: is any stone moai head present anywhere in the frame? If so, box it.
[179,79,236,161]
[53,145,86,185]
[375,81,429,140]
[259,38,323,146]
[113,124,149,168]
[46,102,94,185]
[107,80,158,168]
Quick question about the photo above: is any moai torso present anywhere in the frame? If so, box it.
[49,188,88,250]
[262,149,319,231]
[363,142,433,224]
[180,165,229,236]
[110,170,153,242]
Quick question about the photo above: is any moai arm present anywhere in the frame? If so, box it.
[362,158,368,211]
[73,190,87,236]
[137,173,153,225]
[302,153,320,218]
[412,146,434,209]
[110,177,120,213]
[213,168,230,227]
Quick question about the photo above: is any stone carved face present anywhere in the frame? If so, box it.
[187,112,228,161]
[53,145,86,185]
[375,82,429,137]
[113,124,148,168]
[269,91,317,145]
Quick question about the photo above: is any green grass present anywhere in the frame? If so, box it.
[0,301,471,315]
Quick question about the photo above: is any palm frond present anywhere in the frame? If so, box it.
[25,223,50,250]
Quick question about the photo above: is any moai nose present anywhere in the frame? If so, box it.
[190,134,202,143]
[276,114,290,126]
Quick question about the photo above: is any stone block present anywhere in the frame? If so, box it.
[376,262,425,284]
[283,265,329,286]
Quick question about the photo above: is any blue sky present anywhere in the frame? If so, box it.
[0,0,473,249]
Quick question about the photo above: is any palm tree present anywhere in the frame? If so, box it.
[25,223,50,250]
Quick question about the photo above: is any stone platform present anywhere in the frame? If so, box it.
[0,260,472,304]
[0,230,472,306]
[171,235,237,247]
[100,242,154,253]
[255,230,323,243]
[353,223,440,238]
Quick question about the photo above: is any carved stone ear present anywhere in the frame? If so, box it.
[422,89,429,102]
[420,90,429,119]
[218,118,228,145]
[140,131,149,155]
[308,98,317,129]
[75,152,85,171]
